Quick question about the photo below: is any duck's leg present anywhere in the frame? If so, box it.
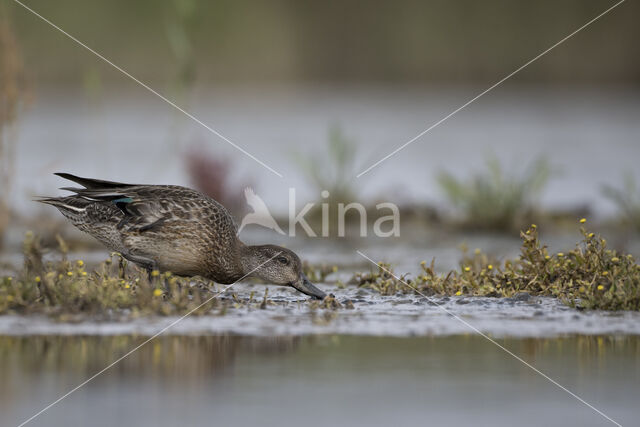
[123,252,158,279]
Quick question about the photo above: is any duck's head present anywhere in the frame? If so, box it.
[242,245,326,300]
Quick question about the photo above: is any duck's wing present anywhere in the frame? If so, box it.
[56,174,181,232]
[56,173,237,236]
[72,188,172,232]
[55,172,137,191]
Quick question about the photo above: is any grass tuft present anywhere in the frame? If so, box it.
[437,155,551,231]
[602,172,640,232]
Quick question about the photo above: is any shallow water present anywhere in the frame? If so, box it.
[1,334,638,427]
[2,282,640,338]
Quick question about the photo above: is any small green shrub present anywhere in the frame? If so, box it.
[602,173,640,232]
[293,125,359,206]
[437,156,551,231]
[291,125,366,234]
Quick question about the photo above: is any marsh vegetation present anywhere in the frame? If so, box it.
[2,220,638,319]
[602,173,640,232]
[436,156,552,231]
[353,221,640,311]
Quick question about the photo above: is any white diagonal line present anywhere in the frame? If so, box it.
[13,0,283,178]
[16,252,282,427]
[356,0,626,178]
[356,250,622,426]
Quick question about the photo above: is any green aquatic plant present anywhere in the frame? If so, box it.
[293,125,359,207]
[350,262,414,296]
[302,261,338,283]
[355,220,640,311]
[291,125,382,236]
[437,155,551,231]
[602,172,640,232]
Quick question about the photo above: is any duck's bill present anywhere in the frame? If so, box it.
[292,273,326,300]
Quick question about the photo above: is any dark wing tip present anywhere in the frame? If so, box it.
[54,172,81,180]
[59,186,85,193]
[54,172,132,189]
[54,172,93,189]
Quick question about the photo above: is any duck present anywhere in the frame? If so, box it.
[37,173,327,300]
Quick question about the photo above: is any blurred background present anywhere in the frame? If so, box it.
[1,0,640,254]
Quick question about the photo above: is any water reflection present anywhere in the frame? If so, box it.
[1,334,638,427]
[0,334,301,380]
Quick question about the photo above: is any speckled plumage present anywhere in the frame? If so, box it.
[38,173,326,299]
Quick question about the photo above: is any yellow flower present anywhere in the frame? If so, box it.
[487,264,493,270]
[35,276,41,283]
[611,257,619,263]
[531,224,537,229]
[602,271,609,276]
[474,248,481,255]
[151,270,160,277]
[588,233,595,238]
[455,290,462,296]
[67,271,73,277]
[579,218,586,224]
[420,260,426,266]
[76,260,84,267]
[125,284,131,289]
[153,289,163,297]
[81,271,88,276]
[544,255,550,260]
[557,253,564,258]
[7,277,12,282]
[597,285,604,291]
[579,286,585,293]
[464,266,471,272]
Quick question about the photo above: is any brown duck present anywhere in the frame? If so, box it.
[38,173,326,299]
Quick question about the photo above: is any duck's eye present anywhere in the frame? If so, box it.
[276,256,289,265]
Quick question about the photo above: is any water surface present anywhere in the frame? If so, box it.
[2,334,638,427]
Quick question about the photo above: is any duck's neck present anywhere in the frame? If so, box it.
[236,243,265,277]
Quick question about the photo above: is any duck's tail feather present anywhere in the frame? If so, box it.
[36,196,92,221]
[55,173,135,190]
[36,196,89,211]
